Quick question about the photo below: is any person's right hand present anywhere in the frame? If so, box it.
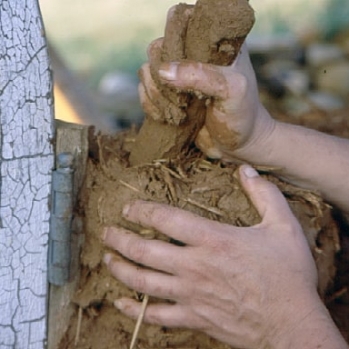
[139,40,276,161]
[102,165,349,349]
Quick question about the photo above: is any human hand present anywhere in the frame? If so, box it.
[139,41,276,161]
[102,165,328,349]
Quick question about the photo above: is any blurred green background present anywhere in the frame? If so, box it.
[40,0,194,87]
[39,0,349,89]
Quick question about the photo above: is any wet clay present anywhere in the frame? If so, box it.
[58,121,346,348]
[129,0,255,166]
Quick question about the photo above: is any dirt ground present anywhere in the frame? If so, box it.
[57,105,349,349]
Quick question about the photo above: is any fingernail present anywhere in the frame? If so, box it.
[114,299,124,310]
[103,253,113,266]
[242,165,259,178]
[122,204,130,217]
[159,63,177,80]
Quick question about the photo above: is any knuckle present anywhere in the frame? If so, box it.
[131,273,147,293]
[201,233,224,252]
[182,254,209,280]
[177,62,201,82]
[146,311,164,326]
[184,259,202,277]
[127,238,148,262]
[147,205,169,227]
[200,224,232,251]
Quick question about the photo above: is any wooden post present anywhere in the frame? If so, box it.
[47,121,89,349]
[0,1,54,348]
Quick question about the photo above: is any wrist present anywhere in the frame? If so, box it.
[268,293,347,349]
[232,105,277,164]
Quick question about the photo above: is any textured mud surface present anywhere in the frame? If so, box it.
[58,108,349,348]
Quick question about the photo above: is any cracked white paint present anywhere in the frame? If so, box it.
[0,1,54,348]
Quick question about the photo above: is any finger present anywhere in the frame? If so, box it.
[138,83,162,120]
[114,298,195,329]
[103,227,182,275]
[122,200,217,246]
[238,165,298,225]
[162,4,193,61]
[158,61,230,99]
[138,63,162,104]
[147,37,163,62]
[104,253,183,300]
[139,63,184,122]
[158,43,256,102]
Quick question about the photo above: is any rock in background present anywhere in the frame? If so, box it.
[247,28,349,118]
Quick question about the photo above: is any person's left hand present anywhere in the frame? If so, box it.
[102,165,321,349]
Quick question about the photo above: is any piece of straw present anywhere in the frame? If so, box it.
[129,295,149,349]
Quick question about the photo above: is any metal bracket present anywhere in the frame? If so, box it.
[48,152,74,286]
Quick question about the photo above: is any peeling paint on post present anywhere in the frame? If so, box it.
[0,1,54,348]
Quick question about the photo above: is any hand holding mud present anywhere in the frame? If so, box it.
[103,166,347,349]
[130,0,255,165]
[139,41,275,160]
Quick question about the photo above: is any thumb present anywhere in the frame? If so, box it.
[238,165,296,224]
[158,61,230,99]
